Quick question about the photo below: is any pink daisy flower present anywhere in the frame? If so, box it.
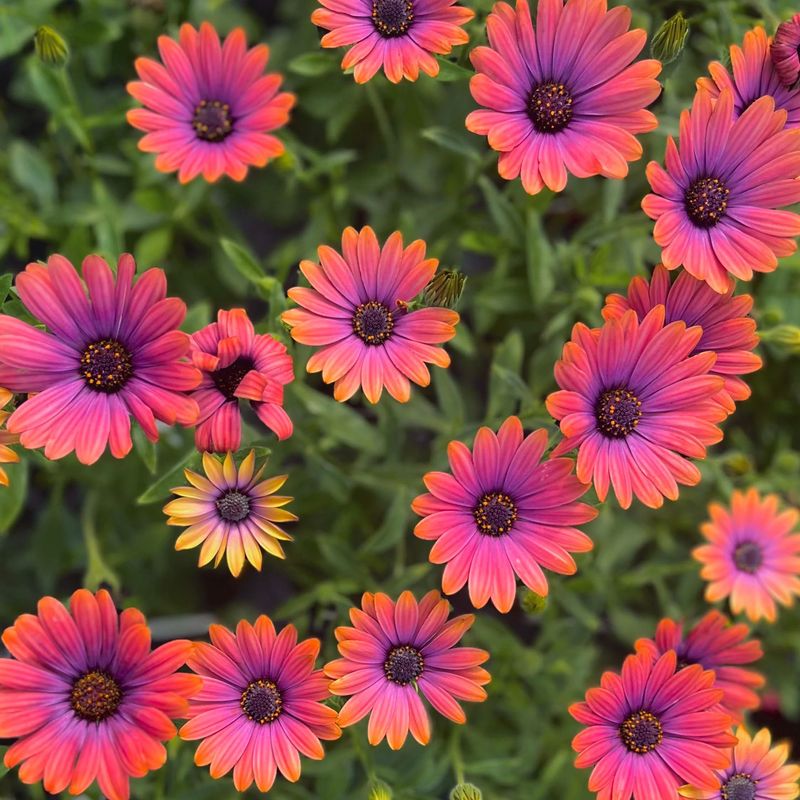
[545,306,726,510]
[127,22,295,183]
[325,590,490,750]
[694,488,800,623]
[772,14,800,88]
[634,611,764,721]
[411,416,597,613]
[465,0,661,194]
[698,27,800,128]
[679,726,800,800]
[310,0,475,84]
[0,589,200,800]
[642,88,800,294]
[180,617,340,793]
[0,254,200,465]
[603,264,762,413]
[570,650,737,800]
[281,226,459,404]
[189,309,294,453]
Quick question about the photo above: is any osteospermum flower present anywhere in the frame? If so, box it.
[546,306,726,509]
[181,617,340,793]
[772,14,800,88]
[603,264,762,413]
[694,488,800,623]
[127,22,295,183]
[642,88,800,293]
[190,309,293,452]
[680,726,800,800]
[281,227,459,404]
[698,27,800,128]
[311,0,474,84]
[570,650,737,800]
[325,591,490,749]
[163,450,296,577]
[0,254,199,465]
[0,589,200,800]
[411,416,597,613]
[635,611,764,721]
[465,0,661,194]
[0,388,19,486]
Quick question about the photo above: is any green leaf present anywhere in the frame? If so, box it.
[135,226,173,267]
[360,490,411,555]
[288,52,337,76]
[137,450,198,505]
[182,300,212,333]
[0,459,28,535]
[487,330,526,419]
[435,56,473,81]
[421,127,481,161]
[0,273,13,304]
[132,427,157,475]
[82,492,120,592]
[526,209,555,308]
[9,140,57,208]
[220,237,266,284]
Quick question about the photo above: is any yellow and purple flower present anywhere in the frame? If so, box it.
[466,0,661,194]
[546,307,726,509]
[127,23,295,183]
[603,264,762,413]
[0,589,200,800]
[181,617,340,793]
[642,89,800,294]
[164,450,296,578]
[634,611,764,722]
[189,309,294,452]
[0,388,19,487]
[694,488,800,623]
[772,14,800,88]
[680,726,800,800]
[412,416,597,613]
[570,650,737,800]
[282,226,459,404]
[325,590,490,750]
[311,0,474,84]
[0,254,200,465]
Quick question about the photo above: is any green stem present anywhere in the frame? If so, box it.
[365,81,397,157]
[450,726,466,785]
[349,726,378,784]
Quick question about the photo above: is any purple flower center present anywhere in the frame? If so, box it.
[733,540,763,574]
[80,339,133,393]
[528,82,574,133]
[620,710,662,754]
[71,670,123,722]
[372,0,414,37]
[193,100,233,142]
[212,357,254,400]
[474,492,518,536]
[595,388,642,438]
[722,774,757,800]
[685,177,730,228]
[384,645,424,685]
[353,301,394,345]
[241,678,283,724]
[216,490,251,522]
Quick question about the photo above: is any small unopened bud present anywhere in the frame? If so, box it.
[723,453,751,476]
[450,784,483,800]
[34,26,69,67]
[764,324,800,354]
[369,780,393,800]
[422,269,467,309]
[520,588,548,615]
[650,12,689,65]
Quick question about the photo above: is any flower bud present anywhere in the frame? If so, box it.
[422,269,467,309]
[519,588,548,615]
[764,324,800,354]
[369,780,393,800]
[450,783,483,800]
[34,26,69,67]
[650,12,689,65]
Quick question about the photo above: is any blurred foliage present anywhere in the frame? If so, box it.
[1,0,800,798]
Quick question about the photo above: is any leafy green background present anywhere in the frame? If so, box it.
[1,0,799,797]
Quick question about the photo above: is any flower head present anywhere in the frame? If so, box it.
[412,416,596,612]
[0,589,200,800]
[570,650,737,800]
[282,226,459,404]
[603,264,762,412]
[680,726,800,800]
[189,309,294,452]
[698,27,800,128]
[634,611,764,721]
[0,389,20,486]
[325,590,490,749]
[772,14,800,88]
[0,254,199,465]
[311,0,474,84]
[164,450,296,577]
[546,306,726,509]
[694,488,800,623]
[642,89,800,293]
[465,0,661,194]
[34,26,69,66]
[127,22,295,183]
[181,617,340,793]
